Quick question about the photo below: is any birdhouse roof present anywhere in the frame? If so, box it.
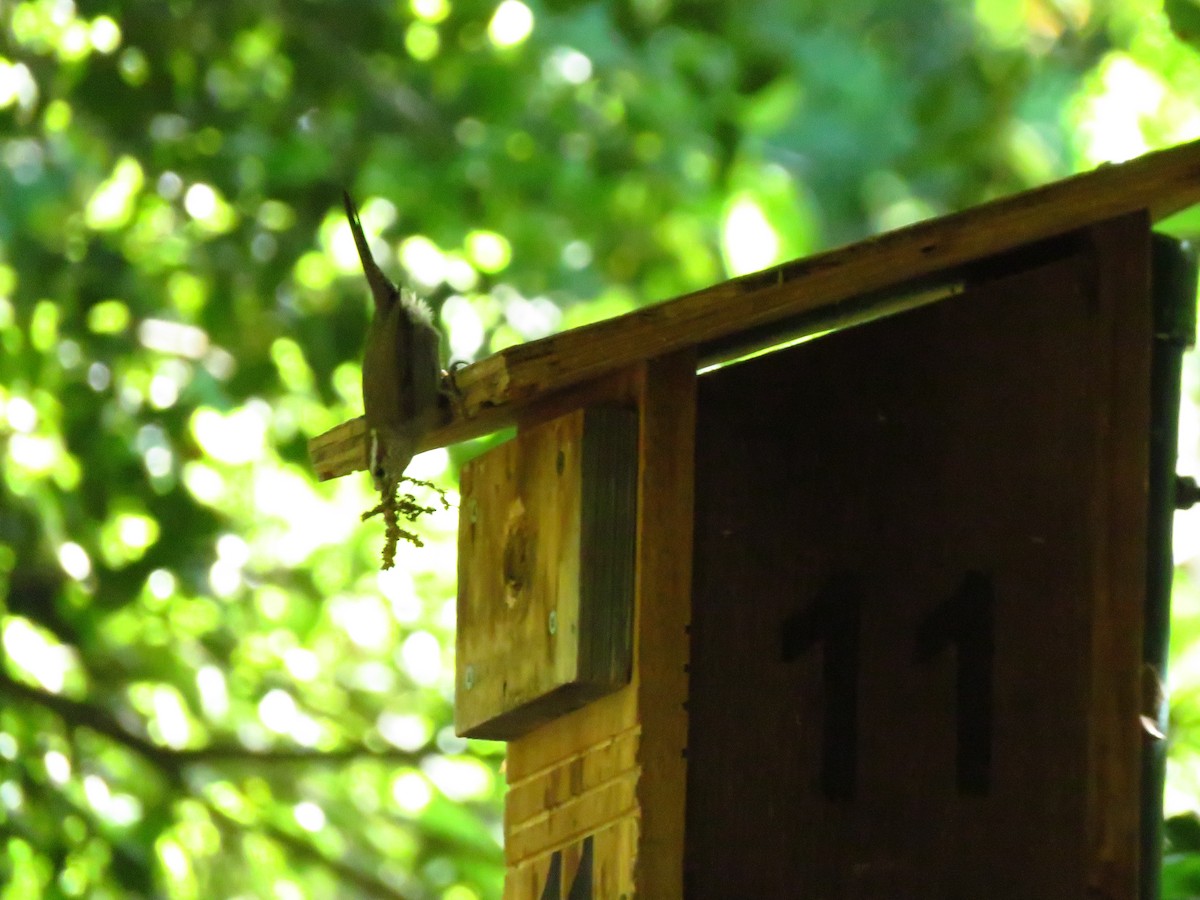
[310,138,1200,481]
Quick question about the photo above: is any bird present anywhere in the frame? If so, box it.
[342,191,446,496]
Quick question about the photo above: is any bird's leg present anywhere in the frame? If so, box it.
[439,360,469,419]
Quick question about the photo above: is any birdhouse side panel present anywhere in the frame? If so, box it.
[455,407,638,739]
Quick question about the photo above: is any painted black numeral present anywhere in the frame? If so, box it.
[540,835,594,900]
[781,574,861,800]
[914,571,995,794]
[540,849,561,900]
[567,836,593,900]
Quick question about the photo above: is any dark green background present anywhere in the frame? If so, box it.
[4,1,1200,897]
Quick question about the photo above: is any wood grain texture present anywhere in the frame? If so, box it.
[309,139,1200,479]
[684,220,1151,898]
[455,407,638,740]
[504,817,638,900]
[502,352,695,899]
[631,351,695,898]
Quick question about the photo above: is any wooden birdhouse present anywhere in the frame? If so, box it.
[310,140,1200,899]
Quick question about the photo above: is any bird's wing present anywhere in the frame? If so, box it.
[362,295,440,428]
[405,298,444,422]
[362,311,408,427]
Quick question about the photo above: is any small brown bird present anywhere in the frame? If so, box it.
[343,191,445,495]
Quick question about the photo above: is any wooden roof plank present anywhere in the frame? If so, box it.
[309,138,1200,480]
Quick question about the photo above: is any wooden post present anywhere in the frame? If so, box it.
[497,352,695,897]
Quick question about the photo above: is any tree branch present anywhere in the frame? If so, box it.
[0,671,421,767]
[0,671,501,886]
[202,797,417,900]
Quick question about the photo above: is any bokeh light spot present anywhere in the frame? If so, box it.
[391,771,433,813]
[721,195,780,275]
[57,542,91,580]
[488,0,533,47]
[465,230,511,273]
[411,0,450,23]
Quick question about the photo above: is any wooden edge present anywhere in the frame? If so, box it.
[504,727,641,828]
[498,353,694,897]
[1086,212,1153,896]
[309,416,368,481]
[309,140,1200,480]
[632,349,696,898]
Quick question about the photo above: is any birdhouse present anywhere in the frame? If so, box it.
[310,140,1200,899]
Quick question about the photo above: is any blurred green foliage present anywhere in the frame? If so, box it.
[2,0,1200,897]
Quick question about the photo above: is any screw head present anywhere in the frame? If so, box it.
[464,664,475,690]
[547,610,558,635]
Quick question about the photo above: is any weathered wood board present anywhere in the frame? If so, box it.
[684,215,1152,898]
[308,138,1200,479]
[502,354,694,899]
[456,407,638,740]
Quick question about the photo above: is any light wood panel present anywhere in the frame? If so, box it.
[456,408,638,740]
[502,352,695,898]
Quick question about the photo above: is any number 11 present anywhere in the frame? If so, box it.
[782,572,995,799]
